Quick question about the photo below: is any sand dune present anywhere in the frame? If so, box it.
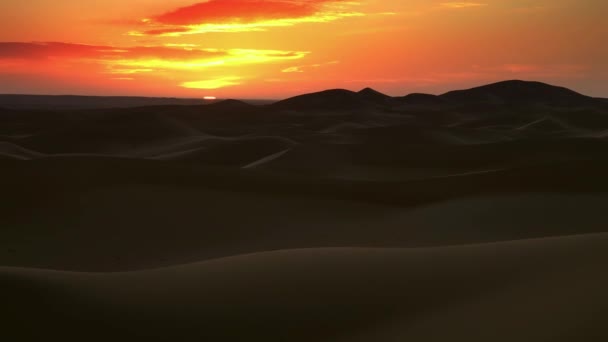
[2,81,608,340]
[0,142,44,159]
[243,148,292,169]
[3,233,608,341]
[153,136,297,165]
[2,168,608,271]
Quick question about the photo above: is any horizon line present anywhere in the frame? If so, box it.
[1,79,606,101]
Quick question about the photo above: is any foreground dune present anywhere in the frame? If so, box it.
[3,233,608,341]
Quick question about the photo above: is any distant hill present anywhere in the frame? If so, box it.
[271,89,368,110]
[1,81,603,113]
[440,80,594,106]
[0,95,274,110]
[271,88,397,111]
[270,80,603,112]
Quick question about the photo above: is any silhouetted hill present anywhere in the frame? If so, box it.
[440,80,594,106]
[272,88,397,110]
[270,80,604,112]
[357,87,392,103]
[2,81,603,114]
[271,89,368,110]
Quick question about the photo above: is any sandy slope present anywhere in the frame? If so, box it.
[3,233,608,341]
[0,141,44,159]
[3,184,608,271]
[2,155,608,271]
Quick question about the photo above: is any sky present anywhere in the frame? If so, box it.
[0,0,606,99]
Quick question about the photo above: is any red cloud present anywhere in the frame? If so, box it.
[131,0,361,36]
[155,0,333,25]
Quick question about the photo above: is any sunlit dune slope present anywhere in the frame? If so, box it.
[3,233,608,341]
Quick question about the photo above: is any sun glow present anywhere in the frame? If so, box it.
[103,49,309,75]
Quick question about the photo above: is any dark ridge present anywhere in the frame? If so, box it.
[401,93,446,105]
[440,80,593,106]
[271,89,366,110]
[357,87,392,102]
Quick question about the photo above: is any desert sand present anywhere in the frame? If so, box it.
[2,80,608,340]
[3,234,608,341]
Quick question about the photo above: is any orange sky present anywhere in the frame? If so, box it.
[0,0,606,98]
